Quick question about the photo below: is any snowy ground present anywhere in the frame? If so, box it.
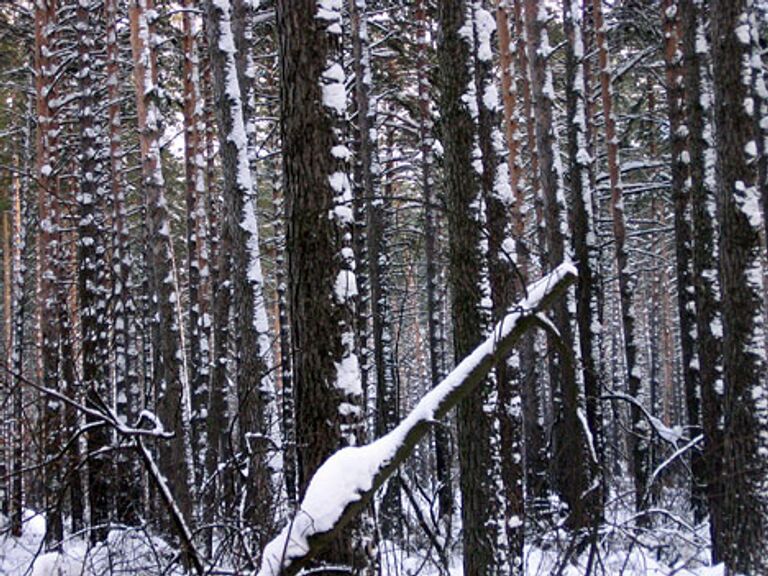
[0,509,726,575]
[0,511,183,576]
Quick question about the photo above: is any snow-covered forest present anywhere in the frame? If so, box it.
[0,0,766,574]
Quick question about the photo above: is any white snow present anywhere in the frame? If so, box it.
[257,264,577,576]
[322,62,346,114]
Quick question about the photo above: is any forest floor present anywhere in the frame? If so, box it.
[0,508,727,576]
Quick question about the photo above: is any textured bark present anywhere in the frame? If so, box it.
[10,130,28,537]
[204,10,235,529]
[2,162,10,520]
[563,0,605,522]
[272,164,296,507]
[681,0,724,561]
[495,1,525,566]
[661,0,706,522]
[438,2,508,572]
[105,0,142,527]
[129,0,194,525]
[525,0,593,530]
[205,0,275,544]
[711,1,768,571]
[416,0,453,526]
[350,0,400,539]
[182,0,208,485]
[276,1,368,571]
[76,1,112,542]
[592,0,648,513]
[35,0,63,550]
[512,0,549,508]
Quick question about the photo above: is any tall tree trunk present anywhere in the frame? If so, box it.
[438,2,508,573]
[276,1,369,571]
[495,1,525,566]
[35,0,63,550]
[129,0,194,526]
[524,0,594,531]
[681,0,724,560]
[76,0,112,542]
[272,161,296,507]
[711,1,768,571]
[661,0,706,521]
[563,0,605,521]
[205,0,276,548]
[350,0,401,540]
[182,0,209,488]
[592,0,648,513]
[10,122,29,537]
[513,0,549,509]
[415,0,453,528]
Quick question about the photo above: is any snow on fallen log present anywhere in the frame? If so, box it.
[256,262,577,576]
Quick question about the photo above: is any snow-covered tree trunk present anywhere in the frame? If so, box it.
[512,0,549,509]
[661,0,706,521]
[182,0,209,488]
[592,0,648,513]
[563,0,605,522]
[276,0,369,571]
[415,0,453,527]
[35,0,64,550]
[105,0,143,527]
[349,0,401,541]
[494,2,525,566]
[205,0,276,546]
[711,1,768,571]
[524,0,595,530]
[438,1,509,572]
[271,161,297,507]
[681,0,725,561]
[9,114,30,537]
[1,156,10,522]
[76,0,112,542]
[203,19,236,537]
[257,264,577,576]
[129,0,194,525]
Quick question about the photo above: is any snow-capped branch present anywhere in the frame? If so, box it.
[257,262,577,576]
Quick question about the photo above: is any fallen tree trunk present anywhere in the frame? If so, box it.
[257,262,577,576]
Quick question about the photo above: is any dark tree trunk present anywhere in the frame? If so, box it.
[438,2,508,572]
[495,1,525,567]
[524,0,594,531]
[276,1,369,571]
[592,0,648,513]
[416,0,453,528]
[205,0,275,542]
[129,0,194,525]
[563,0,605,523]
[35,0,63,550]
[710,1,768,571]
[77,0,112,542]
[661,0,706,522]
[513,0,549,510]
[681,0,724,561]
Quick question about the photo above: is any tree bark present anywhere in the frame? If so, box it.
[525,0,594,530]
[438,1,508,572]
[681,0,724,561]
[76,0,112,542]
[711,1,768,571]
[563,0,605,523]
[129,0,194,527]
[592,0,648,513]
[276,1,368,571]
[35,0,64,550]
